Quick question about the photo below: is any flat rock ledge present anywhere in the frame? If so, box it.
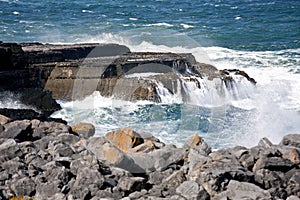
[0,114,299,200]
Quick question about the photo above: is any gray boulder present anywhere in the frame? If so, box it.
[213,180,271,200]
[1,120,32,141]
[10,176,36,197]
[175,181,209,200]
[71,122,95,139]
[280,134,300,148]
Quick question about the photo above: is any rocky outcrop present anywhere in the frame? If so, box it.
[0,114,299,199]
[1,42,256,114]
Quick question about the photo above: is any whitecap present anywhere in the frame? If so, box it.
[180,23,195,29]
[143,23,174,27]
[12,11,19,15]
[129,18,138,21]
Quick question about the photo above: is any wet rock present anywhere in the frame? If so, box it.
[71,122,95,139]
[213,180,271,200]
[10,177,36,197]
[280,134,300,148]
[175,180,210,200]
[188,148,212,171]
[106,128,144,151]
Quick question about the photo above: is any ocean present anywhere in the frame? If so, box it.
[1,0,299,149]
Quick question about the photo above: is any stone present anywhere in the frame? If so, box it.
[117,177,145,193]
[0,139,22,159]
[184,134,211,155]
[253,156,295,172]
[188,160,254,195]
[175,181,210,200]
[254,169,285,189]
[0,114,11,125]
[280,134,300,148]
[72,167,104,196]
[10,177,36,197]
[287,195,300,200]
[1,120,32,141]
[71,122,95,139]
[87,137,144,173]
[128,189,147,199]
[188,148,212,171]
[213,180,271,200]
[106,128,144,151]
[55,133,80,145]
[161,170,186,196]
[148,168,173,185]
[152,146,187,172]
[32,121,70,138]
[130,141,157,153]
[283,148,300,164]
[258,137,273,148]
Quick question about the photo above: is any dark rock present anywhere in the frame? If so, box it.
[280,134,300,148]
[1,120,32,141]
[71,122,95,139]
[253,156,295,172]
[188,160,254,195]
[269,187,288,200]
[175,180,210,200]
[148,168,173,185]
[254,169,285,189]
[71,167,104,197]
[161,170,186,196]
[55,133,80,145]
[286,169,300,197]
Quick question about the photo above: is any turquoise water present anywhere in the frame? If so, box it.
[1,0,300,148]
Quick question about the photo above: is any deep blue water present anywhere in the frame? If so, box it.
[0,0,299,50]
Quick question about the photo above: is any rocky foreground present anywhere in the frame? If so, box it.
[0,114,299,200]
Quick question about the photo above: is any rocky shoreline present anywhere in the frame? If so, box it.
[0,114,300,200]
[1,42,299,199]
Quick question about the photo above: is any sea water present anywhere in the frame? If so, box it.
[1,0,299,149]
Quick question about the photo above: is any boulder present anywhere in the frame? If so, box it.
[10,177,36,197]
[252,156,295,172]
[87,137,144,173]
[106,128,144,151]
[71,122,95,139]
[117,177,146,193]
[176,181,210,200]
[280,134,300,148]
[213,180,271,199]
[1,120,32,141]
[184,134,211,155]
